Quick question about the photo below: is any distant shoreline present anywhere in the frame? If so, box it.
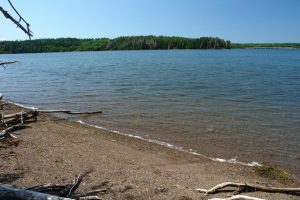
[0,36,299,54]
[241,47,297,49]
[0,36,231,54]
[232,43,300,49]
[0,47,299,55]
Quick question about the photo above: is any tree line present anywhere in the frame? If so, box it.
[0,36,231,53]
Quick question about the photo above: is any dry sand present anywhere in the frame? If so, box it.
[0,103,299,199]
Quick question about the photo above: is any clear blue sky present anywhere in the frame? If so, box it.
[0,0,299,43]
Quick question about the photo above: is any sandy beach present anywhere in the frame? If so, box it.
[0,102,299,200]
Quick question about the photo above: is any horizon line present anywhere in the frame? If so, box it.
[0,35,299,44]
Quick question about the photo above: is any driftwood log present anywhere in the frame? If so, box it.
[197,182,300,195]
[0,171,103,200]
[0,124,29,140]
[0,109,101,128]
[1,110,38,128]
[1,110,38,120]
[208,195,265,200]
[0,103,102,140]
[26,174,83,198]
[37,109,103,115]
[0,184,104,200]
[0,184,73,200]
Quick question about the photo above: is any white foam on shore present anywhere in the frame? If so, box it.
[5,100,39,110]
[77,120,261,167]
[5,100,261,167]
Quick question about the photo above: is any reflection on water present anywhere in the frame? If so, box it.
[0,49,300,179]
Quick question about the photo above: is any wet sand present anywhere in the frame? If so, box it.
[0,103,299,199]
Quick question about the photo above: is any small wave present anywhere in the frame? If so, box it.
[77,120,261,167]
[5,100,39,110]
[7,100,261,167]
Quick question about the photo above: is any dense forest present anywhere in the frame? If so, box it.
[1,36,299,54]
[0,36,231,53]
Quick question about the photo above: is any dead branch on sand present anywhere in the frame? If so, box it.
[0,184,73,200]
[0,98,102,141]
[0,171,104,200]
[0,107,37,140]
[197,182,300,195]
[37,109,103,115]
[207,195,265,200]
[1,110,38,120]
[0,123,29,140]
[0,110,38,128]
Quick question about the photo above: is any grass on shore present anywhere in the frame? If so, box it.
[253,164,294,184]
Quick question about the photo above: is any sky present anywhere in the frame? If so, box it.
[0,0,299,43]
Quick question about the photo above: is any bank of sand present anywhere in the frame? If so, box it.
[0,103,299,199]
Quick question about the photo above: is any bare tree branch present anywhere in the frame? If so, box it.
[7,0,30,27]
[197,182,300,195]
[0,1,33,38]
[0,61,19,68]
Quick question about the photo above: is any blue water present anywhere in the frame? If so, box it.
[1,49,300,179]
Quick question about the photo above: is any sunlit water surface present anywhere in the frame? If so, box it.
[1,49,299,179]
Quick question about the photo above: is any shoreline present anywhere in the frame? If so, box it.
[0,100,299,199]
[7,100,262,167]
[2,48,298,183]
[0,47,299,56]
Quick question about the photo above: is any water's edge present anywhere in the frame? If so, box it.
[7,99,261,168]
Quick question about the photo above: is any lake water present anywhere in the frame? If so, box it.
[1,49,300,179]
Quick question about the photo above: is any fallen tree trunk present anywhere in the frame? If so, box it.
[2,117,24,126]
[0,170,103,200]
[0,111,38,128]
[196,182,300,195]
[0,184,73,200]
[37,110,102,115]
[0,124,29,139]
[1,110,38,120]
